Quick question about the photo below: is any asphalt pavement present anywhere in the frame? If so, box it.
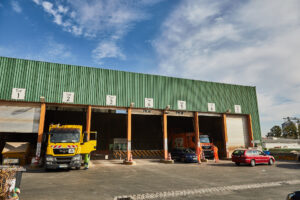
[20,159,300,200]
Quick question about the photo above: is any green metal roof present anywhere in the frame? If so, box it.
[0,56,261,140]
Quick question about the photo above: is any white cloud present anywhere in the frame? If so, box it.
[92,41,125,64]
[0,38,73,63]
[32,0,40,5]
[153,0,300,135]
[41,1,63,25]
[45,38,72,59]
[11,1,22,13]
[33,0,161,63]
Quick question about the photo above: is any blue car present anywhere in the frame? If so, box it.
[171,148,198,163]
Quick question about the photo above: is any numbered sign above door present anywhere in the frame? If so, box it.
[145,98,153,108]
[62,92,74,103]
[11,88,26,100]
[177,100,186,110]
[208,103,216,112]
[234,105,242,113]
[106,95,116,106]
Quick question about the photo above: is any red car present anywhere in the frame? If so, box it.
[231,149,275,167]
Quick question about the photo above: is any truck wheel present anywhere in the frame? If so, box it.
[268,159,274,165]
[250,160,255,167]
[235,162,240,166]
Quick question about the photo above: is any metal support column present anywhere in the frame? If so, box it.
[247,114,254,147]
[35,103,46,160]
[86,105,92,140]
[84,105,92,169]
[222,114,229,158]
[163,111,168,160]
[127,107,132,161]
[194,112,200,163]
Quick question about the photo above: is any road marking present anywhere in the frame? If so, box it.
[114,179,300,200]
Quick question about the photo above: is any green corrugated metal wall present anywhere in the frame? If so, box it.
[0,56,261,140]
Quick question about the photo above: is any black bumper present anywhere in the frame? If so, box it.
[45,156,81,169]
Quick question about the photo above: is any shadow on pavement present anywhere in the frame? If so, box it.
[208,163,238,167]
[276,163,300,169]
[24,167,72,173]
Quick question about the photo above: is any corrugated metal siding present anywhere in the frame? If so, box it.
[0,56,261,140]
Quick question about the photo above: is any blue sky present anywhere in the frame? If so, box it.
[0,0,300,135]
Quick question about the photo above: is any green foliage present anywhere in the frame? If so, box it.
[268,125,282,137]
[283,123,298,138]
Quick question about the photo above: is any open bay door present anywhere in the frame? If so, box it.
[226,115,249,156]
[0,104,40,133]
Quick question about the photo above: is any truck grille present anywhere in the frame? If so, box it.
[202,146,211,150]
[56,156,72,164]
[54,148,71,154]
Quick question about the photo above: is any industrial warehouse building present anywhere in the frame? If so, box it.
[0,56,261,162]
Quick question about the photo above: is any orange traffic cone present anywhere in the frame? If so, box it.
[213,146,219,163]
[198,153,201,164]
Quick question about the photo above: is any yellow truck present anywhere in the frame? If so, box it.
[45,124,97,170]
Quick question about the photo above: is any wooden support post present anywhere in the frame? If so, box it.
[127,107,132,161]
[36,103,46,160]
[222,114,229,158]
[86,105,92,141]
[194,112,200,163]
[248,114,254,147]
[163,112,168,160]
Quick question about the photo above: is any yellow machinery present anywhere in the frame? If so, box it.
[45,124,96,170]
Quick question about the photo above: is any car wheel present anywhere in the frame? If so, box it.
[250,159,255,167]
[235,162,240,166]
[268,159,274,165]
[75,166,81,170]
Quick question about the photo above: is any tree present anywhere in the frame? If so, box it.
[269,125,282,137]
[283,123,297,138]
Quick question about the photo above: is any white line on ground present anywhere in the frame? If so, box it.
[113,179,300,200]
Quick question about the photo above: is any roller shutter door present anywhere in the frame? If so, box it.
[0,105,40,133]
[226,115,249,150]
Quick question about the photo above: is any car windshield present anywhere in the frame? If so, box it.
[232,150,245,156]
[50,128,80,143]
[200,137,210,143]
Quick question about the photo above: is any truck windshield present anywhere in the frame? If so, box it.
[50,128,80,143]
[200,137,210,143]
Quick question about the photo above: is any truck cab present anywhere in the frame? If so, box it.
[199,135,214,158]
[170,133,216,159]
[45,124,96,170]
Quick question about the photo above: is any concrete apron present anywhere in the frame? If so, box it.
[89,159,221,167]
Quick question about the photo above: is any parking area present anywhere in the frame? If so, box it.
[20,160,300,200]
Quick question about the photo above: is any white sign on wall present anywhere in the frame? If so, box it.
[145,98,153,108]
[234,105,242,113]
[106,95,116,106]
[11,88,26,100]
[177,100,186,110]
[62,92,74,103]
[208,103,216,112]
